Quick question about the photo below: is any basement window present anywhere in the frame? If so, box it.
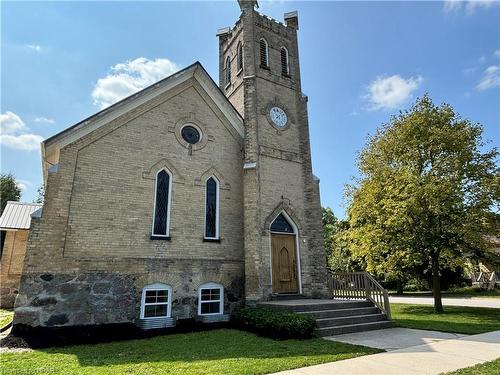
[198,282,223,315]
[140,283,172,319]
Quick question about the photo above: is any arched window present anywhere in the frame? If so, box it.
[237,42,243,72]
[198,282,223,315]
[270,213,295,234]
[152,169,172,237]
[225,56,231,87]
[259,38,269,68]
[204,176,219,239]
[140,283,172,319]
[280,47,289,76]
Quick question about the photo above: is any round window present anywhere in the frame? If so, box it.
[181,125,201,144]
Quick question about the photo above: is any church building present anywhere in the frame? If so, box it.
[14,0,329,329]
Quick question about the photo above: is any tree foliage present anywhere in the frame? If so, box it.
[322,207,359,272]
[347,95,499,312]
[33,184,45,204]
[0,173,21,214]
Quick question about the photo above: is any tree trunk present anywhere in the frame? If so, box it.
[431,255,443,313]
[396,279,404,295]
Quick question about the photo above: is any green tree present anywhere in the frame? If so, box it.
[33,184,45,204]
[322,207,337,257]
[322,207,359,273]
[0,173,21,214]
[347,95,499,312]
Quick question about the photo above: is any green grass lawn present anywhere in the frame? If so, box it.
[391,304,500,334]
[0,309,14,328]
[389,288,500,298]
[443,358,500,375]
[0,329,379,375]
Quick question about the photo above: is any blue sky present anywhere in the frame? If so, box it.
[1,1,499,218]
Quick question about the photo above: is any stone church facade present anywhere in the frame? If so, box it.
[14,0,328,329]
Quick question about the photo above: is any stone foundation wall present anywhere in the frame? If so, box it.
[14,261,244,328]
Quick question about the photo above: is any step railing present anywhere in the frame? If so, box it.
[328,272,392,320]
[472,271,499,290]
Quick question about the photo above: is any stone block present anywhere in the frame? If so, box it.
[45,313,69,327]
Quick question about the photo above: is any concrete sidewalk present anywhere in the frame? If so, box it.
[272,330,500,375]
[389,296,500,309]
[326,328,467,351]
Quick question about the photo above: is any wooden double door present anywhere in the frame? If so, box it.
[271,233,298,293]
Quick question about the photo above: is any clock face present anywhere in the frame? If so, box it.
[269,106,288,128]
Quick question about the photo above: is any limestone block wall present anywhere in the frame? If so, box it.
[15,78,246,328]
[1,230,29,308]
[236,10,328,300]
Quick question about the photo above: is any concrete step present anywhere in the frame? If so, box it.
[298,306,380,319]
[258,300,374,313]
[316,320,395,336]
[270,294,306,301]
[316,313,386,328]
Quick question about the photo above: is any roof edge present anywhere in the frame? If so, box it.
[42,61,244,153]
[43,61,202,149]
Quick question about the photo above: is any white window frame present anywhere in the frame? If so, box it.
[204,176,220,240]
[198,282,223,316]
[225,56,231,87]
[237,42,243,73]
[151,168,173,237]
[280,46,289,75]
[260,38,269,68]
[140,283,173,319]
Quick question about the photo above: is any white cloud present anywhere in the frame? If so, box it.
[443,0,499,14]
[26,44,42,52]
[16,179,33,192]
[34,116,55,124]
[443,0,462,13]
[365,75,423,111]
[477,65,500,90]
[0,111,27,135]
[91,57,181,109]
[465,0,497,14]
[0,111,44,151]
[494,50,500,58]
[1,134,44,151]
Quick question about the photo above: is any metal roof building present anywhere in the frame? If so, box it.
[0,201,43,230]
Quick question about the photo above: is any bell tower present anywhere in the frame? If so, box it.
[217,0,328,302]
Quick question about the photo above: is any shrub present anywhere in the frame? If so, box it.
[235,307,316,340]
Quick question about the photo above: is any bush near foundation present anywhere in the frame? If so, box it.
[235,307,316,339]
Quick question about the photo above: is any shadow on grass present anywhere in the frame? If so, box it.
[8,329,379,370]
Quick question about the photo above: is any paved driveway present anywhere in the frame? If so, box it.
[389,296,500,309]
